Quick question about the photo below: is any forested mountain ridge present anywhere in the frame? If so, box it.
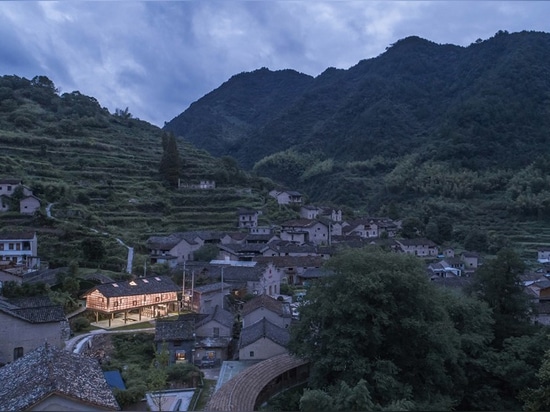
[165,31,550,170]
[164,31,550,247]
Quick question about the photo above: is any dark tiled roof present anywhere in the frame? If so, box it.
[396,238,437,247]
[267,240,318,254]
[219,243,269,254]
[218,266,266,283]
[82,276,180,298]
[155,318,195,342]
[193,282,231,294]
[0,343,120,411]
[196,305,234,329]
[239,317,290,348]
[0,231,35,240]
[241,294,291,317]
[0,296,66,323]
[280,219,324,228]
[254,255,324,268]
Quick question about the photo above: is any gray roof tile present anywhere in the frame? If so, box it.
[0,343,120,411]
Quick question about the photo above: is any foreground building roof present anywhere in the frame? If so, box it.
[0,343,120,411]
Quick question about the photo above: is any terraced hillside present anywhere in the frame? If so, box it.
[0,75,272,271]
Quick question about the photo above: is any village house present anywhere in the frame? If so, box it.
[0,296,69,365]
[269,190,303,205]
[254,255,326,286]
[0,178,40,214]
[237,208,260,229]
[300,205,342,222]
[279,219,330,245]
[538,248,550,264]
[185,281,231,314]
[146,230,223,267]
[81,276,180,327]
[20,194,41,214]
[396,238,439,257]
[0,343,120,411]
[0,231,39,269]
[154,315,198,365]
[194,305,235,365]
[238,317,290,361]
[241,294,292,329]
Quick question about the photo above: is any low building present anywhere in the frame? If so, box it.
[0,343,120,411]
[155,316,197,365]
[241,294,292,329]
[238,317,290,360]
[82,276,180,327]
[0,296,69,365]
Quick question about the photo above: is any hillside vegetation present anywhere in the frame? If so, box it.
[0,75,273,270]
[164,30,550,255]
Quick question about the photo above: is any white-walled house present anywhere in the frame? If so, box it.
[279,219,330,245]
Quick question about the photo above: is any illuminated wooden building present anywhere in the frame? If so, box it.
[82,276,180,327]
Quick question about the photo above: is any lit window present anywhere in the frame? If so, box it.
[175,350,186,362]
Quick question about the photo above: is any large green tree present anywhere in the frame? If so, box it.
[289,248,465,410]
[467,248,534,345]
[159,132,182,187]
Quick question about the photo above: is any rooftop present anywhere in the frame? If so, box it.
[0,343,119,411]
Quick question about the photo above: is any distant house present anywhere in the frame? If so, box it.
[0,343,120,411]
[0,231,39,269]
[81,276,180,327]
[237,208,259,229]
[154,316,197,365]
[538,249,550,264]
[254,255,326,286]
[0,179,38,214]
[0,296,70,365]
[146,231,222,267]
[269,190,303,205]
[396,238,438,257]
[241,294,292,329]
[300,205,342,222]
[279,219,330,245]
[238,317,290,361]
[20,195,41,215]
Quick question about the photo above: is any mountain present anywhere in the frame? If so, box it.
[164,31,550,251]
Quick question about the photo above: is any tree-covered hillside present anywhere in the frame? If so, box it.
[164,31,550,253]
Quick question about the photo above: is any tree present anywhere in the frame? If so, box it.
[159,132,181,187]
[148,342,170,411]
[81,238,106,263]
[289,248,463,409]
[467,248,533,346]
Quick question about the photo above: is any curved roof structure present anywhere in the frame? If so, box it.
[207,353,308,411]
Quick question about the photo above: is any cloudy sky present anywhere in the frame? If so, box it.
[1,1,548,127]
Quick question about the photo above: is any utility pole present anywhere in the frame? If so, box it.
[221,266,224,310]
[182,260,186,311]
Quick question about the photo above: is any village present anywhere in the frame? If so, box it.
[1,180,550,411]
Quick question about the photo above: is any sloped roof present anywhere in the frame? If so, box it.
[193,281,231,294]
[196,305,234,329]
[241,294,291,317]
[254,255,325,268]
[0,231,36,240]
[0,296,66,324]
[146,231,224,249]
[280,218,325,228]
[155,318,195,342]
[217,266,266,283]
[0,343,120,411]
[82,276,180,298]
[239,317,290,348]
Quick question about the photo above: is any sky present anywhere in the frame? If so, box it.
[1,1,549,127]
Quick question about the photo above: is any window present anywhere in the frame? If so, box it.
[155,297,160,302]
[175,350,186,362]
[0,244,3,251]
[114,301,119,307]
[249,351,255,357]
[213,327,220,338]
[16,243,20,251]
[14,347,23,360]
[132,300,137,306]
[8,243,14,250]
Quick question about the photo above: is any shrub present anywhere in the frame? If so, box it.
[72,316,90,332]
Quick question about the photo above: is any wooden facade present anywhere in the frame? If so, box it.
[82,276,180,327]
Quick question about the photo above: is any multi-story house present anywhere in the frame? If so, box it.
[279,219,330,245]
[0,231,39,269]
[396,238,438,257]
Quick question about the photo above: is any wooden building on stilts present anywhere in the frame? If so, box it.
[81,276,180,327]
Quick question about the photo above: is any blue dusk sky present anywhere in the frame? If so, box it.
[1,1,548,126]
